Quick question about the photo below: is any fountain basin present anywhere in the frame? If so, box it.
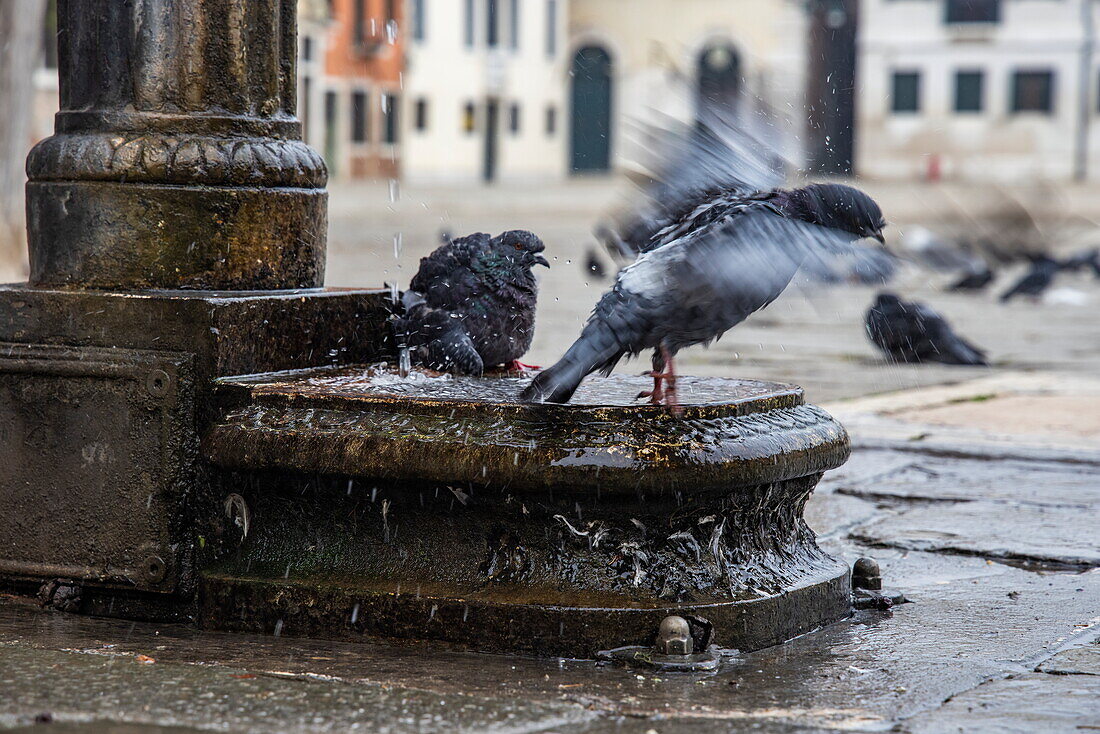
[201,366,852,656]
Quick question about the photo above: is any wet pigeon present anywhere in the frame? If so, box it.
[947,263,995,292]
[520,183,887,410]
[999,255,1060,302]
[866,293,987,366]
[395,230,549,375]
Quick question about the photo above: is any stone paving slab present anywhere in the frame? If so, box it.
[1037,643,1100,675]
[851,500,1100,568]
[904,671,1100,734]
[835,457,1100,508]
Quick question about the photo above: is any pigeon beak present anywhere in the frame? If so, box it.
[871,231,887,246]
[534,255,550,268]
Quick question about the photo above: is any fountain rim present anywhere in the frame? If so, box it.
[215,366,808,423]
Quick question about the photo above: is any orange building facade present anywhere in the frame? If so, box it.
[299,0,404,180]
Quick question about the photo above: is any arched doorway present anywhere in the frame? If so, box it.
[696,43,741,121]
[570,46,613,172]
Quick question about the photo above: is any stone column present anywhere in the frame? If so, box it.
[25,0,327,290]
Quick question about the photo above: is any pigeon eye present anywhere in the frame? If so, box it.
[513,243,523,251]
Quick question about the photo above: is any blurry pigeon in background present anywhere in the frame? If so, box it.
[394,230,549,375]
[899,226,973,272]
[1061,247,1100,278]
[947,262,996,292]
[866,293,987,366]
[521,182,887,411]
[999,255,1060,302]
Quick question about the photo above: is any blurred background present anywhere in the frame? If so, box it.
[2,0,1100,405]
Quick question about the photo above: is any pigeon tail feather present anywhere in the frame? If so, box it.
[519,320,623,404]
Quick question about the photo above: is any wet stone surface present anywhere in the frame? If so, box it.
[2,441,1099,732]
[226,363,802,410]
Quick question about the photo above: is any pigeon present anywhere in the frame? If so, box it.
[999,255,1060,302]
[584,248,607,280]
[394,230,549,375]
[520,183,887,410]
[947,263,995,292]
[1061,248,1100,277]
[866,293,987,366]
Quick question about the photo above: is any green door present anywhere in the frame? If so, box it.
[570,46,612,172]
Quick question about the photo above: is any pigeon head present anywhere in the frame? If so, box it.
[784,184,887,244]
[491,230,550,270]
[873,292,904,310]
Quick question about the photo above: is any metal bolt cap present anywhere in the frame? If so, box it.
[656,615,693,656]
[852,557,882,590]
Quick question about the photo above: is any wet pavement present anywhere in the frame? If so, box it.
[3,409,1099,732]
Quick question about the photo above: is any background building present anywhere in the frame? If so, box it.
[299,0,404,181]
[400,0,569,183]
[567,0,810,175]
[858,0,1100,182]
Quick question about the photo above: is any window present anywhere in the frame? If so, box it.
[945,0,1000,24]
[509,0,520,50]
[42,0,58,70]
[509,103,521,133]
[891,71,921,113]
[1011,70,1054,113]
[302,35,313,62]
[412,0,426,41]
[464,0,475,47]
[415,98,429,131]
[351,91,369,142]
[954,70,984,113]
[463,102,477,133]
[546,0,558,56]
[545,105,557,135]
[383,94,399,144]
[487,0,499,48]
[354,0,367,45]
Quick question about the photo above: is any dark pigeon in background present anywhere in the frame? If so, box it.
[394,230,548,375]
[866,293,987,366]
[521,182,887,410]
[947,262,996,292]
[1061,247,1100,278]
[999,254,1060,302]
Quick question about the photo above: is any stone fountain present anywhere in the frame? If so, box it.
[0,0,852,658]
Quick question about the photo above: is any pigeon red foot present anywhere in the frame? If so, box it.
[636,345,682,416]
[507,360,541,373]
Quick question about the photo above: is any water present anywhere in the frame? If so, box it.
[245,363,798,409]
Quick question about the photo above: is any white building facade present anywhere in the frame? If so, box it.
[567,0,810,174]
[401,0,570,183]
[859,0,1100,182]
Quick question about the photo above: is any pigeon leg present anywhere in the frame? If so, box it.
[637,350,667,405]
[637,374,665,405]
[660,344,682,417]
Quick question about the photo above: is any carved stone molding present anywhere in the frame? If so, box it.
[28,133,327,188]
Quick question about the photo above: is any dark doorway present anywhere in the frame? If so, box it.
[323,90,338,178]
[806,0,858,174]
[484,98,500,182]
[696,43,741,121]
[570,46,613,172]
